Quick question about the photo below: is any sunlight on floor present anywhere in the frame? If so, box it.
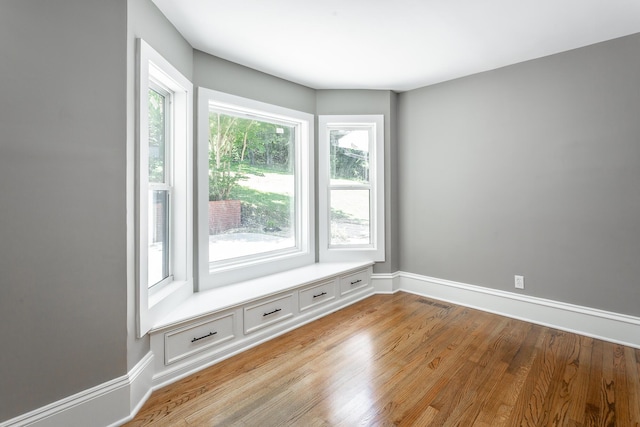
[327,332,375,425]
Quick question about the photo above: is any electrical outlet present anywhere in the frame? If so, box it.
[515,275,525,289]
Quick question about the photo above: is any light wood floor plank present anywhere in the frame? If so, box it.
[125,292,640,426]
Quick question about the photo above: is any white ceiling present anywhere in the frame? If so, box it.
[152,0,640,92]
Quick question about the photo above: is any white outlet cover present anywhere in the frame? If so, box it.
[515,275,525,289]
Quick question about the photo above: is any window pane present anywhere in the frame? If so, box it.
[330,129,369,185]
[208,111,296,262]
[148,88,166,183]
[148,189,170,287]
[330,189,370,246]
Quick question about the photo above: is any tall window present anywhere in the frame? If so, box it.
[137,40,193,336]
[198,89,314,290]
[147,84,171,288]
[319,115,385,262]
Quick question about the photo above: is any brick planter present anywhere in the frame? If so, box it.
[209,200,241,234]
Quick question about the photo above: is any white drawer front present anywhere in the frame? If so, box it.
[244,294,294,334]
[339,269,370,296]
[165,313,235,365]
[299,280,336,312]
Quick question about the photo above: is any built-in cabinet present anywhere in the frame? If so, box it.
[149,262,374,387]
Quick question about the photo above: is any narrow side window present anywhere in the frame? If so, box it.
[137,39,193,336]
[318,115,385,262]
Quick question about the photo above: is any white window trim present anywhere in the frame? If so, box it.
[137,39,193,337]
[318,115,385,263]
[197,88,315,290]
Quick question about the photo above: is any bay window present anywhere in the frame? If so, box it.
[136,52,384,334]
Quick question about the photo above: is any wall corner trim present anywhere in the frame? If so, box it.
[0,353,155,427]
[371,271,401,294]
[398,271,640,349]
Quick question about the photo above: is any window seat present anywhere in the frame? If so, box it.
[149,261,374,387]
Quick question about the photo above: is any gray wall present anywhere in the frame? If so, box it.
[194,51,316,114]
[316,90,399,273]
[398,34,640,316]
[126,0,194,371]
[0,0,128,421]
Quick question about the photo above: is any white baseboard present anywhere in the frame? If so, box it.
[398,272,640,349]
[116,352,155,427]
[1,352,154,427]
[371,271,401,294]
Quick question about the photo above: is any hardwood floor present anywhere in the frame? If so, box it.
[125,292,640,426]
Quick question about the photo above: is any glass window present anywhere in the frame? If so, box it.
[330,129,370,184]
[207,110,297,263]
[147,85,172,289]
[148,189,170,287]
[137,39,193,336]
[319,115,385,262]
[148,88,167,183]
[330,188,370,246]
[198,89,314,290]
[328,127,373,246]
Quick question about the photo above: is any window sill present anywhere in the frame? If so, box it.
[151,261,373,332]
[148,279,190,309]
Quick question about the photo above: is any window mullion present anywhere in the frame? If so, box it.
[328,184,371,191]
[149,182,172,191]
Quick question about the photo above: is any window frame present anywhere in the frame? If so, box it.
[136,39,193,337]
[318,115,385,262]
[197,88,315,290]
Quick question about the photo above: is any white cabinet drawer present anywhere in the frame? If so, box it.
[299,280,336,312]
[339,269,370,296]
[164,313,235,365]
[244,294,294,334]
